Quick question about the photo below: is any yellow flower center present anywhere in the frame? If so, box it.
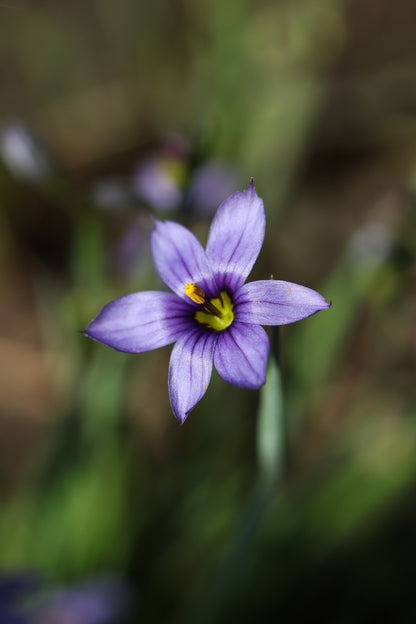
[185,283,234,332]
[161,157,187,187]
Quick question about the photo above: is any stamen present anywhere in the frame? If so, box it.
[185,283,205,305]
[185,283,222,317]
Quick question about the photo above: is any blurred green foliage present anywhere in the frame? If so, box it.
[0,0,416,622]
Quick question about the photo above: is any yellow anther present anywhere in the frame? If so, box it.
[185,283,206,305]
[185,284,230,323]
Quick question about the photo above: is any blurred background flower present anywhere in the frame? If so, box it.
[186,159,240,216]
[0,123,53,183]
[0,572,131,624]
[32,575,132,624]
[0,572,37,624]
[130,134,189,212]
[0,0,415,622]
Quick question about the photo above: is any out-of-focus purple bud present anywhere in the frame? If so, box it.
[131,132,201,212]
[187,160,239,216]
[131,154,187,212]
[90,178,132,212]
[0,123,52,183]
[32,575,132,624]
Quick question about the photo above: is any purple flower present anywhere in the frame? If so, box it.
[0,572,131,624]
[132,154,185,211]
[0,572,38,624]
[32,575,132,624]
[131,133,190,212]
[83,181,330,423]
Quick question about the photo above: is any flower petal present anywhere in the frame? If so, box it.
[205,180,265,292]
[214,322,269,389]
[168,328,217,423]
[83,291,193,353]
[151,220,218,300]
[234,280,330,325]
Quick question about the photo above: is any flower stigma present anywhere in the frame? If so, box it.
[185,283,234,331]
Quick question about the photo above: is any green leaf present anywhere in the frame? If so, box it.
[256,355,285,484]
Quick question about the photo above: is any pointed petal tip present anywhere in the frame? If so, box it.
[321,297,332,311]
[80,321,97,337]
[80,327,98,340]
[247,178,256,194]
[80,329,97,344]
[171,390,201,424]
[151,216,165,230]
[173,414,186,426]
[80,325,98,343]
[152,216,178,232]
[151,215,162,227]
[174,410,189,425]
[306,293,332,316]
